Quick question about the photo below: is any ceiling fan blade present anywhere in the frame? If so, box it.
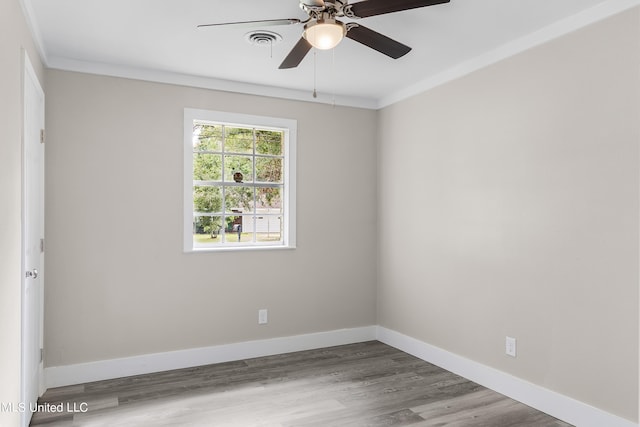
[197,18,302,29]
[346,24,411,59]
[279,37,313,69]
[348,0,450,18]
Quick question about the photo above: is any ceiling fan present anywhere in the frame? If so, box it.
[198,0,451,69]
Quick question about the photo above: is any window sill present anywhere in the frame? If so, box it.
[185,245,296,254]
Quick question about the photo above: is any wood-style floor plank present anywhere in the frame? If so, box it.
[30,341,572,426]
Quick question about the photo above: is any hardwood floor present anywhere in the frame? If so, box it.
[30,341,572,426]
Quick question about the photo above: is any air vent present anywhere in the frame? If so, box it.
[245,31,282,47]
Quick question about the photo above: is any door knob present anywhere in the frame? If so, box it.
[25,269,38,279]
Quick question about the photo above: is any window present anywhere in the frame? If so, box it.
[184,109,296,251]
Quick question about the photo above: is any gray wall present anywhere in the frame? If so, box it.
[377,8,639,422]
[44,70,378,366]
[0,1,45,426]
[19,4,640,425]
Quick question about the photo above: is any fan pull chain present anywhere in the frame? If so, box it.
[312,48,317,98]
[331,48,336,107]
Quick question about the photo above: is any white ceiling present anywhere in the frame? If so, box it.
[23,0,635,108]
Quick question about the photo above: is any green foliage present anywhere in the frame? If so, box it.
[225,187,253,212]
[224,155,253,182]
[255,157,282,183]
[193,154,222,181]
[256,129,283,155]
[195,216,222,237]
[191,122,285,238]
[224,127,253,153]
[193,186,220,212]
[193,123,222,151]
[193,187,222,237]
[257,187,281,209]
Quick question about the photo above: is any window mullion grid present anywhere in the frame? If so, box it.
[252,128,257,243]
[188,115,291,250]
[282,131,287,246]
[221,124,227,244]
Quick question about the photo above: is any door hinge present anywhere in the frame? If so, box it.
[40,348,44,363]
[40,129,45,144]
[40,238,44,253]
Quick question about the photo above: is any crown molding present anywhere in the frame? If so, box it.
[22,0,640,110]
[377,0,640,108]
[19,0,49,64]
[46,57,379,110]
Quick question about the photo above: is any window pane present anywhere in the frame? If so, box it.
[256,130,283,155]
[254,215,283,243]
[256,187,282,212]
[193,186,222,213]
[255,157,283,183]
[224,155,253,183]
[193,216,223,248]
[224,127,253,154]
[225,216,253,243]
[225,187,254,213]
[193,123,222,152]
[193,154,222,181]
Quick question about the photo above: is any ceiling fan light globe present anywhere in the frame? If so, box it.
[303,19,345,50]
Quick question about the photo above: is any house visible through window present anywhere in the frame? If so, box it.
[184,109,296,251]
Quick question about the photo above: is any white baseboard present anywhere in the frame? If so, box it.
[375,326,637,427]
[44,326,377,389]
[44,325,637,427]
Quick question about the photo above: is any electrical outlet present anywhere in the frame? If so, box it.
[505,336,516,357]
[258,309,268,325]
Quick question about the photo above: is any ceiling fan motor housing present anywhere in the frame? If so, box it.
[300,0,342,14]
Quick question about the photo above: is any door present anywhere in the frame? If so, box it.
[21,51,45,427]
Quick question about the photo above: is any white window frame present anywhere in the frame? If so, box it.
[184,108,296,252]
